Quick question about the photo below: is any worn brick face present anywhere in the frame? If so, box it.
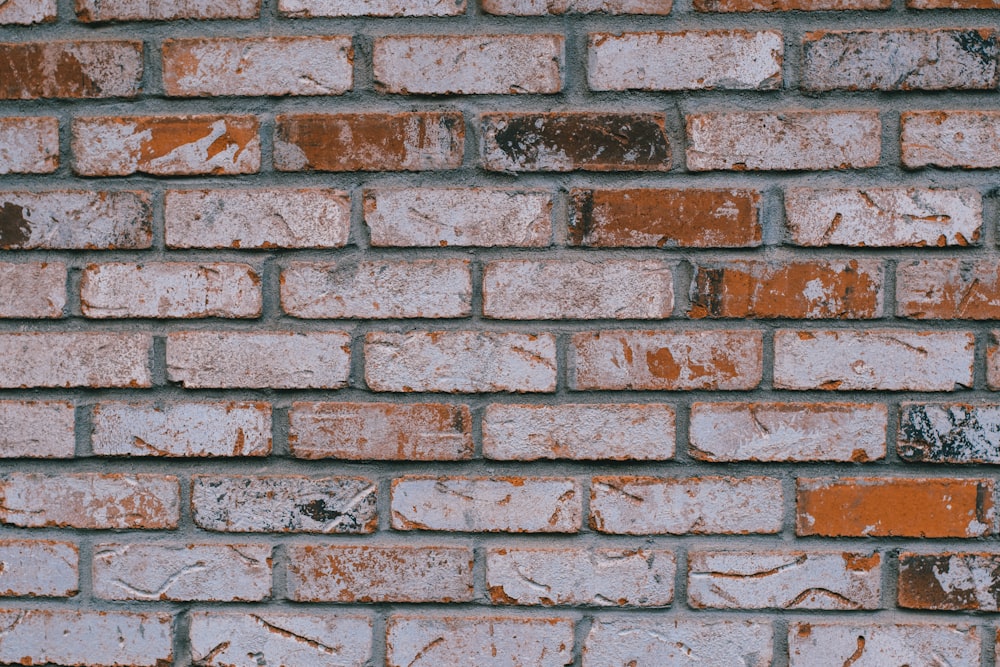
[76,0,260,20]
[0,117,58,174]
[0,401,75,458]
[0,0,56,24]
[695,0,887,9]
[484,0,673,12]
[788,623,980,665]
[897,259,1000,319]
[0,540,78,597]
[279,0,466,15]
[899,403,1000,464]
[0,333,152,388]
[0,191,151,250]
[583,619,773,666]
[898,552,1000,610]
[0,41,142,99]
[0,262,66,318]
[902,111,1000,169]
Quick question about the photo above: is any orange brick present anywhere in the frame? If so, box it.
[0,41,142,99]
[897,259,1000,319]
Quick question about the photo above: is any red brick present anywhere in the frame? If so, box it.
[0,332,152,388]
[481,112,670,172]
[0,262,65,318]
[902,111,1000,169]
[898,259,1000,319]
[584,619,772,666]
[163,37,353,97]
[0,540,78,597]
[0,41,142,99]
[484,0,672,12]
[797,477,994,537]
[287,545,474,602]
[591,476,783,534]
[72,115,260,176]
[788,623,979,665]
[76,0,260,20]
[569,188,762,248]
[0,191,150,250]
[0,473,179,529]
[695,0,886,9]
[0,0,56,24]
[279,0,466,15]
[570,330,763,390]
[898,552,1000,610]
[275,112,463,172]
[0,117,58,175]
[289,402,473,461]
[0,401,75,459]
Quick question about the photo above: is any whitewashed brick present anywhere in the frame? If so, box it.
[0,333,152,388]
[0,401,75,458]
[0,117,58,174]
[77,0,259,20]
[0,190,152,250]
[583,619,773,666]
[788,623,980,666]
[280,0,466,15]
[0,262,65,318]
[0,0,56,24]
[0,540,78,597]
[903,111,1000,169]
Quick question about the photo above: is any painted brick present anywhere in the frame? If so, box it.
[192,475,377,533]
[81,262,261,319]
[0,540,78,597]
[0,473,179,529]
[365,331,557,393]
[0,0,56,24]
[0,333,152,388]
[163,37,352,97]
[93,543,272,601]
[166,331,350,389]
[689,259,883,319]
[386,616,574,667]
[287,545,474,602]
[166,189,349,249]
[803,30,998,91]
[688,551,881,610]
[275,112,463,172]
[486,547,675,606]
[289,402,473,461]
[686,111,881,171]
[483,403,675,461]
[279,0,466,16]
[364,188,552,247]
[773,330,975,391]
[391,476,581,533]
[0,117,58,175]
[568,188,762,248]
[898,259,1000,319]
[484,0,673,12]
[898,552,1000,610]
[784,187,982,247]
[910,0,1000,6]
[0,41,140,102]
[788,623,979,666]
[481,113,670,172]
[899,403,1000,464]
[589,31,782,91]
[0,191,151,250]
[91,401,271,457]
[590,476,783,534]
[583,619,773,666]
[76,0,260,20]
[689,402,887,462]
[281,260,471,319]
[570,330,763,391]
[0,262,66,318]
[695,0,887,9]
[189,612,373,667]
[0,610,172,667]
[0,401,75,459]
[902,111,1000,169]
[796,477,994,538]
[374,35,563,95]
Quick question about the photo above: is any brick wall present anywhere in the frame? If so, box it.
[1,0,999,665]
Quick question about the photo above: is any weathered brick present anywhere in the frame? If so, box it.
[583,619,773,666]
[570,330,763,390]
[0,117,58,175]
[784,187,982,247]
[0,262,66,318]
[0,191,151,250]
[481,113,670,172]
[910,0,999,6]
[392,476,581,533]
[803,30,998,91]
[773,330,974,391]
[386,616,574,667]
[686,111,881,171]
[76,0,259,20]
[282,260,471,319]
[0,610,172,667]
[0,540,78,597]
[898,259,1000,319]
[365,331,557,393]
[796,477,993,537]
[900,403,1000,464]
[487,547,675,606]
[0,41,142,99]
[364,188,552,247]
[483,403,674,461]
[989,332,1000,390]
[93,543,272,601]
[72,115,260,176]
[695,0,887,9]
[166,189,349,249]
[688,551,881,610]
[275,112,463,172]
[899,552,1000,610]
[166,332,350,389]
[279,0,465,15]
[689,259,883,319]
[589,31,781,91]
[374,35,563,95]
[289,402,472,460]
[192,475,377,533]
[568,188,762,248]
[902,111,1000,169]
[0,0,56,24]
[189,612,373,667]
[287,545,474,602]
[0,473,179,529]
[788,623,979,666]
[591,476,783,534]
[483,260,672,320]
[81,262,261,319]
[0,401,75,459]
[690,402,887,462]
[484,0,673,12]
[91,401,271,457]
[163,37,353,97]
[0,333,152,388]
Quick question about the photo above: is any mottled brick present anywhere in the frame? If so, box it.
[0,117,58,175]
[899,403,1000,464]
[0,540,78,597]
[697,0,886,8]
[76,0,259,20]
[989,332,1000,390]
[788,623,979,666]
[910,0,1000,6]
[902,111,1000,169]
[898,259,1000,319]
[0,262,66,318]
[279,0,465,15]
[484,0,673,12]
[584,619,772,666]
[0,333,151,388]
[0,41,142,99]
[0,0,56,24]
[0,401,75,459]
[898,552,1000,610]
[0,191,151,250]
